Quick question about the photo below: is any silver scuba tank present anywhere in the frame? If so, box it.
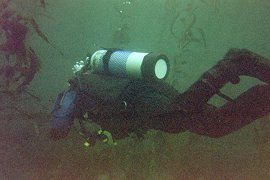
[89,49,170,82]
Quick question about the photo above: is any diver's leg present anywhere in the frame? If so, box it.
[168,48,270,137]
[171,48,270,112]
[188,85,270,137]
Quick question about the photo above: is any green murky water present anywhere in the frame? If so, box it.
[1,0,270,179]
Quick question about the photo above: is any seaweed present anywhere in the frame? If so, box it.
[112,0,133,48]
[0,0,61,96]
[27,17,64,55]
[39,0,46,8]
[112,24,130,47]
[166,0,207,85]
[170,7,206,52]
[200,0,219,13]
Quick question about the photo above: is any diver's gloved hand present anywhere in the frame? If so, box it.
[50,89,77,140]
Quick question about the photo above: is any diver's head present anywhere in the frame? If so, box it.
[50,89,77,140]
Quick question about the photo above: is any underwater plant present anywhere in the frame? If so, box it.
[112,0,133,48]
[112,23,130,48]
[0,0,62,97]
[170,10,206,51]
[165,0,207,85]
[200,0,219,12]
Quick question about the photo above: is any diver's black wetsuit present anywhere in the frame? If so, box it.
[51,48,270,140]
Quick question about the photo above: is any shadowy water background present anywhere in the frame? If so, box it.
[1,0,270,179]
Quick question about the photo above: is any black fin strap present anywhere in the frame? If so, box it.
[216,91,234,102]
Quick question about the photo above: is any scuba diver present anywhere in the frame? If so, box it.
[51,48,270,144]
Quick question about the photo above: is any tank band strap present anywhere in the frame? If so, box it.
[103,48,122,74]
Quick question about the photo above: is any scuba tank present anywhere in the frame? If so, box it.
[89,49,170,81]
